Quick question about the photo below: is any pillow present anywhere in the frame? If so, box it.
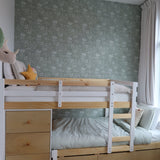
[114,84,131,93]
[126,108,144,127]
[138,104,160,130]
[3,62,15,79]
[156,121,160,130]
[11,60,26,79]
[21,64,37,80]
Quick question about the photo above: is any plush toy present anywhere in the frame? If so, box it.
[0,28,19,64]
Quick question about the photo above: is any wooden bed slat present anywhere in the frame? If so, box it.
[57,145,131,157]
[135,142,160,151]
[112,145,130,152]
[112,136,130,142]
[98,149,160,160]
[114,102,131,108]
[56,142,160,158]
[58,147,108,157]
[113,113,132,119]
[5,102,131,109]
[5,79,110,87]
[58,149,160,160]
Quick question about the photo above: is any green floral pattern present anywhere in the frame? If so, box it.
[15,0,141,118]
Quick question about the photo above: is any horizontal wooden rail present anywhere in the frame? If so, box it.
[57,142,160,157]
[5,102,131,110]
[5,78,110,87]
[112,145,130,152]
[135,142,160,151]
[112,136,130,142]
[57,145,132,157]
[113,114,132,119]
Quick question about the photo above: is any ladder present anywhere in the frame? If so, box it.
[107,81,138,153]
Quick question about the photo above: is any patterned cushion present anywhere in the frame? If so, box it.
[126,108,144,127]
[11,60,26,79]
[3,62,15,79]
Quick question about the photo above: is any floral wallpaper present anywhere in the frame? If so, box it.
[15,0,141,118]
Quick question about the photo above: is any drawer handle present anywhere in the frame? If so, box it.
[26,142,30,146]
[26,120,31,124]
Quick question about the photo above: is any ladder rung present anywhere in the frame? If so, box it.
[114,102,131,108]
[112,145,130,152]
[112,136,130,142]
[113,113,131,119]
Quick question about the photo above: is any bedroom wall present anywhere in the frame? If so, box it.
[15,0,141,118]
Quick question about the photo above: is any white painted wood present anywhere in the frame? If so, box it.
[5,90,108,97]
[112,80,134,87]
[5,109,52,111]
[52,150,57,160]
[130,82,138,152]
[107,81,115,153]
[0,79,5,160]
[0,61,2,79]
[50,109,52,159]
[58,80,63,107]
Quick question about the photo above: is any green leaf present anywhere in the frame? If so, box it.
[0,28,4,48]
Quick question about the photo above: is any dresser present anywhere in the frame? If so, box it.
[5,110,51,160]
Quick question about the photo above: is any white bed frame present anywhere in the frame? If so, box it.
[0,76,138,160]
[0,60,145,160]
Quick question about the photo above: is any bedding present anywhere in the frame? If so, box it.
[11,60,26,79]
[138,104,160,130]
[3,62,15,79]
[149,129,160,142]
[52,117,152,150]
[126,108,144,127]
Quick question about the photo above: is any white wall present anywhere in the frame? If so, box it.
[0,0,15,51]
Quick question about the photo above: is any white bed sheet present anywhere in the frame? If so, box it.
[5,85,131,102]
[149,129,160,142]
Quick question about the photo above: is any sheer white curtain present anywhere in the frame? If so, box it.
[138,0,160,106]
[155,0,160,106]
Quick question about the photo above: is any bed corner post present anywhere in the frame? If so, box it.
[130,82,138,152]
[52,150,57,160]
[107,81,115,154]
[0,61,5,160]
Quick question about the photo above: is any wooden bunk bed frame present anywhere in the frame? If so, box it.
[0,78,160,160]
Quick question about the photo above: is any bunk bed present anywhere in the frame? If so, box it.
[0,77,160,160]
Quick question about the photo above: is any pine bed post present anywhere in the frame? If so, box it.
[107,81,115,153]
[0,61,5,160]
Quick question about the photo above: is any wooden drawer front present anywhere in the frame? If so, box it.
[6,133,50,156]
[6,154,50,160]
[58,155,97,160]
[6,111,51,133]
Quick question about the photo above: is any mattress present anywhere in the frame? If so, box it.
[149,129,160,142]
[52,118,152,150]
[5,85,131,102]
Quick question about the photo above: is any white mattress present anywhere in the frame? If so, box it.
[149,129,160,142]
[5,85,131,102]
